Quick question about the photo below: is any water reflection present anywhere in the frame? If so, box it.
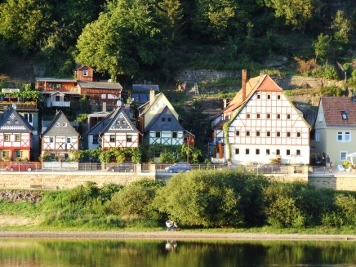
[0,239,355,267]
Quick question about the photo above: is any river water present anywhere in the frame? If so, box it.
[0,239,355,266]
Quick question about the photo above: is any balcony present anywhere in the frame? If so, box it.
[0,101,38,111]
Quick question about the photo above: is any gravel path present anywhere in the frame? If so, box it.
[0,230,355,241]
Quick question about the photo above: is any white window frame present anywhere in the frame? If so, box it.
[337,131,351,142]
[340,151,347,161]
[315,129,320,142]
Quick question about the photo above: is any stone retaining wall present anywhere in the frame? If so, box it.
[0,172,155,190]
[309,175,356,191]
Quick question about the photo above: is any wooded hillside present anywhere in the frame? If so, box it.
[0,0,354,83]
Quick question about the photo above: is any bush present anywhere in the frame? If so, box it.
[153,170,268,227]
[334,193,356,226]
[312,63,339,80]
[106,179,164,220]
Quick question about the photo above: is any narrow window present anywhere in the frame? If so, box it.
[277,132,281,137]
[126,135,132,142]
[15,134,21,142]
[267,131,271,137]
[4,134,10,141]
[246,113,251,119]
[256,149,260,155]
[267,95,271,99]
[267,114,271,119]
[168,118,171,122]
[345,132,351,142]
[93,135,98,144]
[297,132,301,137]
[266,149,270,155]
[236,130,240,136]
[246,149,250,155]
[287,114,291,119]
[235,148,239,155]
[257,113,261,119]
[276,149,280,155]
[277,114,281,119]
[286,149,291,155]
[162,118,166,122]
[277,95,281,99]
[66,137,71,143]
[172,132,178,138]
[155,132,161,138]
[110,135,115,142]
[296,150,301,156]
[287,132,291,137]
[257,94,261,99]
[49,137,54,143]
[63,122,67,127]
[246,131,250,136]
[256,131,260,137]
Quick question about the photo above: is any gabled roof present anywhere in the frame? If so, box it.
[35,78,76,83]
[224,74,282,115]
[88,107,138,136]
[320,97,356,127]
[41,110,79,136]
[144,106,184,132]
[0,108,33,133]
[77,81,122,90]
[137,92,163,115]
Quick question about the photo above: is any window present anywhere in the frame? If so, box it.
[15,134,20,142]
[276,149,280,155]
[297,132,301,137]
[1,150,10,159]
[277,114,281,119]
[56,122,60,127]
[168,118,171,122]
[14,150,23,159]
[83,69,88,76]
[126,135,132,142]
[315,130,320,142]
[246,131,250,136]
[267,114,271,119]
[236,130,240,136]
[277,132,281,137]
[266,149,270,155]
[63,122,67,127]
[337,131,351,142]
[286,149,291,156]
[6,120,10,124]
[267,131,271,137]
[340,151,347,161]
[162,118,166,122]
[287,114,291,119]
[235,149,239,155]
[246,149,250,155]
[256,131,260,137]
[50,137,54,143]
[110,135,115,142]
[93,135,98,144]
[287,132,291,137]
[24,113,33,123]
[172,132,178,138]
[4,134,10,141]
[15,120,19,125]
[267,95,271,99]
[341,111,348,120]
[296,150,301,156]
[66,137,71,143]
[257,94,261,99]
[277,95,281,100]
[116,120,121,125]
[155,132,161,138]
[256,149,260,155]
[55,95,60,101]
[246,113,251,119]
[257,113,261,119]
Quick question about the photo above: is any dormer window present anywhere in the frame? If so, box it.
[341,111,348,120]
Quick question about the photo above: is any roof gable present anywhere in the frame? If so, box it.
[145,106,184,132]
[100,107,139,135]
[41,111,79,136]
[0,108,33,133]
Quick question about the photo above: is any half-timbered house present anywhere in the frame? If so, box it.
[41,110,80,160]
[211,70,310,165]
[0,108,33,161]
[88,105,139,150]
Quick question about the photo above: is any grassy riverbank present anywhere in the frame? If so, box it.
[1,170,355,235]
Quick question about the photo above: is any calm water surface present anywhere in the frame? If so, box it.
[0,239,355,267]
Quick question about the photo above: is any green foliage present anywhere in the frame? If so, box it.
[313,33,331,62]
[159,152,176,163]
[154,170,268,227]
[312,63,339,80]
[38,182,121,228]
[263,0,319,30]
[320,85,346,97]
[106,179,163,220]
[334,193,356,226]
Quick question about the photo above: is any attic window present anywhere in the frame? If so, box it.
[63,122,67,127]
[162,118,165,122]
[341,111,348,120]
[83,69,88,76]
[168,118,171,122]
[56,122,60,127]
[257,94,261,99]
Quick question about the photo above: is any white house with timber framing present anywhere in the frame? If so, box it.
[212,70,311,165]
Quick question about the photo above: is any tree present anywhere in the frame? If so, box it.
[76,0,162,81]
[331,10,351,57]
[192,0,237,40]
[0,0,52,54]
[263,0,320,30]
[313,33,332,63]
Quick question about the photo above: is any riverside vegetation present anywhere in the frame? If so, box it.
[0,170,355,233]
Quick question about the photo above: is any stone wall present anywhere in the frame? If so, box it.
[0,172,155,190]
[309,175,356,191]
[176,69,240,83]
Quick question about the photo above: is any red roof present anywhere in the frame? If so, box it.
[321,97,356,127]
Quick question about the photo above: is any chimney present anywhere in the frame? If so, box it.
[242,69,247,101]
[149,89,155,106]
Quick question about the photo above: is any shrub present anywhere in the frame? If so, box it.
[334,193,356,226]
[106,179,164,220]
[312,63,339,80]
[294,57,317,75]
[159,152,176,163]
[153,170,268,227]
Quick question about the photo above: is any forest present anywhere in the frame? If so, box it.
[0,0,354,83]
